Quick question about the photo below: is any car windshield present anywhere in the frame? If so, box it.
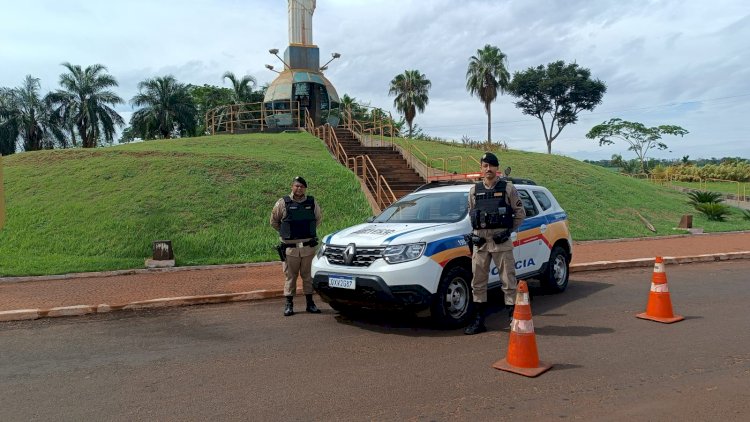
[373,191,469,223]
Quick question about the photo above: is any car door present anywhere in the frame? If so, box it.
[510,189,547,277]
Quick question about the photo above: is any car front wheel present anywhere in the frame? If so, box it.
[431,266,473,328]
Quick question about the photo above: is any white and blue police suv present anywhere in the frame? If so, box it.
[311,178,573,327]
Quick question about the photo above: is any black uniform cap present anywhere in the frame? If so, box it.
[480,152,499,167]
[293,176,307,188]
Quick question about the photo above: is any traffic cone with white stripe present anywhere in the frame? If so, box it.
[636,256,684,323]
[492,280,552,377]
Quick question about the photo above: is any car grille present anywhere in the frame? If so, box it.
[324,245,384,267]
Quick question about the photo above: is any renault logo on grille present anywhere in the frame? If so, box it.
[343,243,357,265]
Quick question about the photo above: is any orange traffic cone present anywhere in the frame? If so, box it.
[492,280,552,377]
[636,256,684,323]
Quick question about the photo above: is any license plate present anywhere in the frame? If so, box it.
[328,275,355,290]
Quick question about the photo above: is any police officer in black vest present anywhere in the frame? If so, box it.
[270,176,323,316]
[465,152,526,335]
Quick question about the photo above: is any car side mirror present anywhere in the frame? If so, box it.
[366,216,375,223]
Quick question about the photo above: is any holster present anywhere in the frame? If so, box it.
[464,234,486,256]
[276,243,287,262]
[492,230,511,245]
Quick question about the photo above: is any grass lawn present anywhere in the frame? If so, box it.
[1,132,748,276]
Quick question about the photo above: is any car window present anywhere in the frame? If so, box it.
[374,192,468,223]
[518,190,538,217]
[532,190,552,211]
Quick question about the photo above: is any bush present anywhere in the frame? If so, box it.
[686,190,723,205]
[694,203,731,221]
[741,209,750,221]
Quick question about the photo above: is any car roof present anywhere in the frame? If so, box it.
[411,181,538,194]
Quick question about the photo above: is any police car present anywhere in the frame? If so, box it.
[311,174,573,327]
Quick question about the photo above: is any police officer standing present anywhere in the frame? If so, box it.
[270,176,323,316]
[464,152,526,335]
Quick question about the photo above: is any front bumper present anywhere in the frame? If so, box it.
[313,272,434,311]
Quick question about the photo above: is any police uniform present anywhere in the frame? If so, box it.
[270,176,323,315]
[464,152,525,335]
[468,179,525,303]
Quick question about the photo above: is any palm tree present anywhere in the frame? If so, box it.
[388,70,431,138]
[130,75,197,139]
[48,63,125,148]
[222,71,257,104]
[466,44,510,145]
[0,75,62,152]
[0,88,21,154]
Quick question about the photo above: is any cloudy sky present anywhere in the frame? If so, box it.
[2,0,748,160]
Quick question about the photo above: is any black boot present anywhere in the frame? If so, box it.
[507,304,515,325]
[464,303,487,335]
[284,296,294,316]
[305,294,321,313]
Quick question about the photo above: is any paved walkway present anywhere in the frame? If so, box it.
[1,231,749,321]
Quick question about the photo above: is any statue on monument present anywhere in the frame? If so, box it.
[289,0,316,45]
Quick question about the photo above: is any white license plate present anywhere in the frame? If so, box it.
[328,275,355,290]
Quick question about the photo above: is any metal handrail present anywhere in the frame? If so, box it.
[359,154,397,209]
[206,101,303,135]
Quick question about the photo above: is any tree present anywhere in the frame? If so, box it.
[130,75,197,139]
[48,63,124,148]
[388,70,431,138]
[465,44,510,145]
[222,71,258,104]
[0,75,63,153]
[586,118,688,173]
[508,60,606,154]
[187,84,235,136]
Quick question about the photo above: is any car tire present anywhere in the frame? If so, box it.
[431,266,473,328]
[542,245,569,293]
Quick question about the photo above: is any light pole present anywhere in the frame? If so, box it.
[320,52,341,71]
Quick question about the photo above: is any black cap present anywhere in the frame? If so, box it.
[480,152,499,167]
[293,176,307,188]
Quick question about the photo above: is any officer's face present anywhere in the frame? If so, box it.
[291,182,307,197]
[481,162,498,179]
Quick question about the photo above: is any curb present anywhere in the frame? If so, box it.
[0,261,278,284]
[570,251,750,272]
[0,289,287,322]
[1,251,749,323]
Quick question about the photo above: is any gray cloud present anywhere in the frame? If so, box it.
[1,0,748,159]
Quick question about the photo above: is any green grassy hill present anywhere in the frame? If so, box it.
[1,132,748,276]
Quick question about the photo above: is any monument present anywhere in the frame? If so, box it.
[264,0,341,127]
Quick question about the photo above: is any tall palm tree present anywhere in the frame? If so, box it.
[48,63,124,148]
[388,70,431,138]
[0,75,62,152]
[0,88,21,154]
[130,75,197,139]
[222,71,257,104]
[466,44,510,145]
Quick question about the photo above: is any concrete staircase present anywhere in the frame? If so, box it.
[332,127,425,203]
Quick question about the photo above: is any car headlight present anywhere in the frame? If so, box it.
[316,243,327,259]
[383,243,425,264]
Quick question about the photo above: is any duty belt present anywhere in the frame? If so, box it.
[283,239,317,248]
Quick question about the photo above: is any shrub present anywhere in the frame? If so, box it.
[686,190,723,205]
[741,209,750,221]
[694,203,731,221]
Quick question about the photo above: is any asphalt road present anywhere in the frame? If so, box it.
[1,261,749,421]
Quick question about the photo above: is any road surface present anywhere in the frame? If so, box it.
[1,261,748,421]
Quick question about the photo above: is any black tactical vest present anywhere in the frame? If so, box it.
[470,181,514,230]
[280,196,317,240]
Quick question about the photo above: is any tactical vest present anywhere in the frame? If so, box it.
[470,181,514,230]
[279,196,317,240]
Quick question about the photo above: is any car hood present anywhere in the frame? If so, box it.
[323,222,454,246]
